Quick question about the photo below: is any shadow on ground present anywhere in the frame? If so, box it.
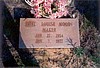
[2,1,40,67]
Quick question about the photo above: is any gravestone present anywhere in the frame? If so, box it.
[19,0,80,48]
[19,18,80,48]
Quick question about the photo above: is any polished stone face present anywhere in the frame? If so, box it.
[19,18,80,48]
